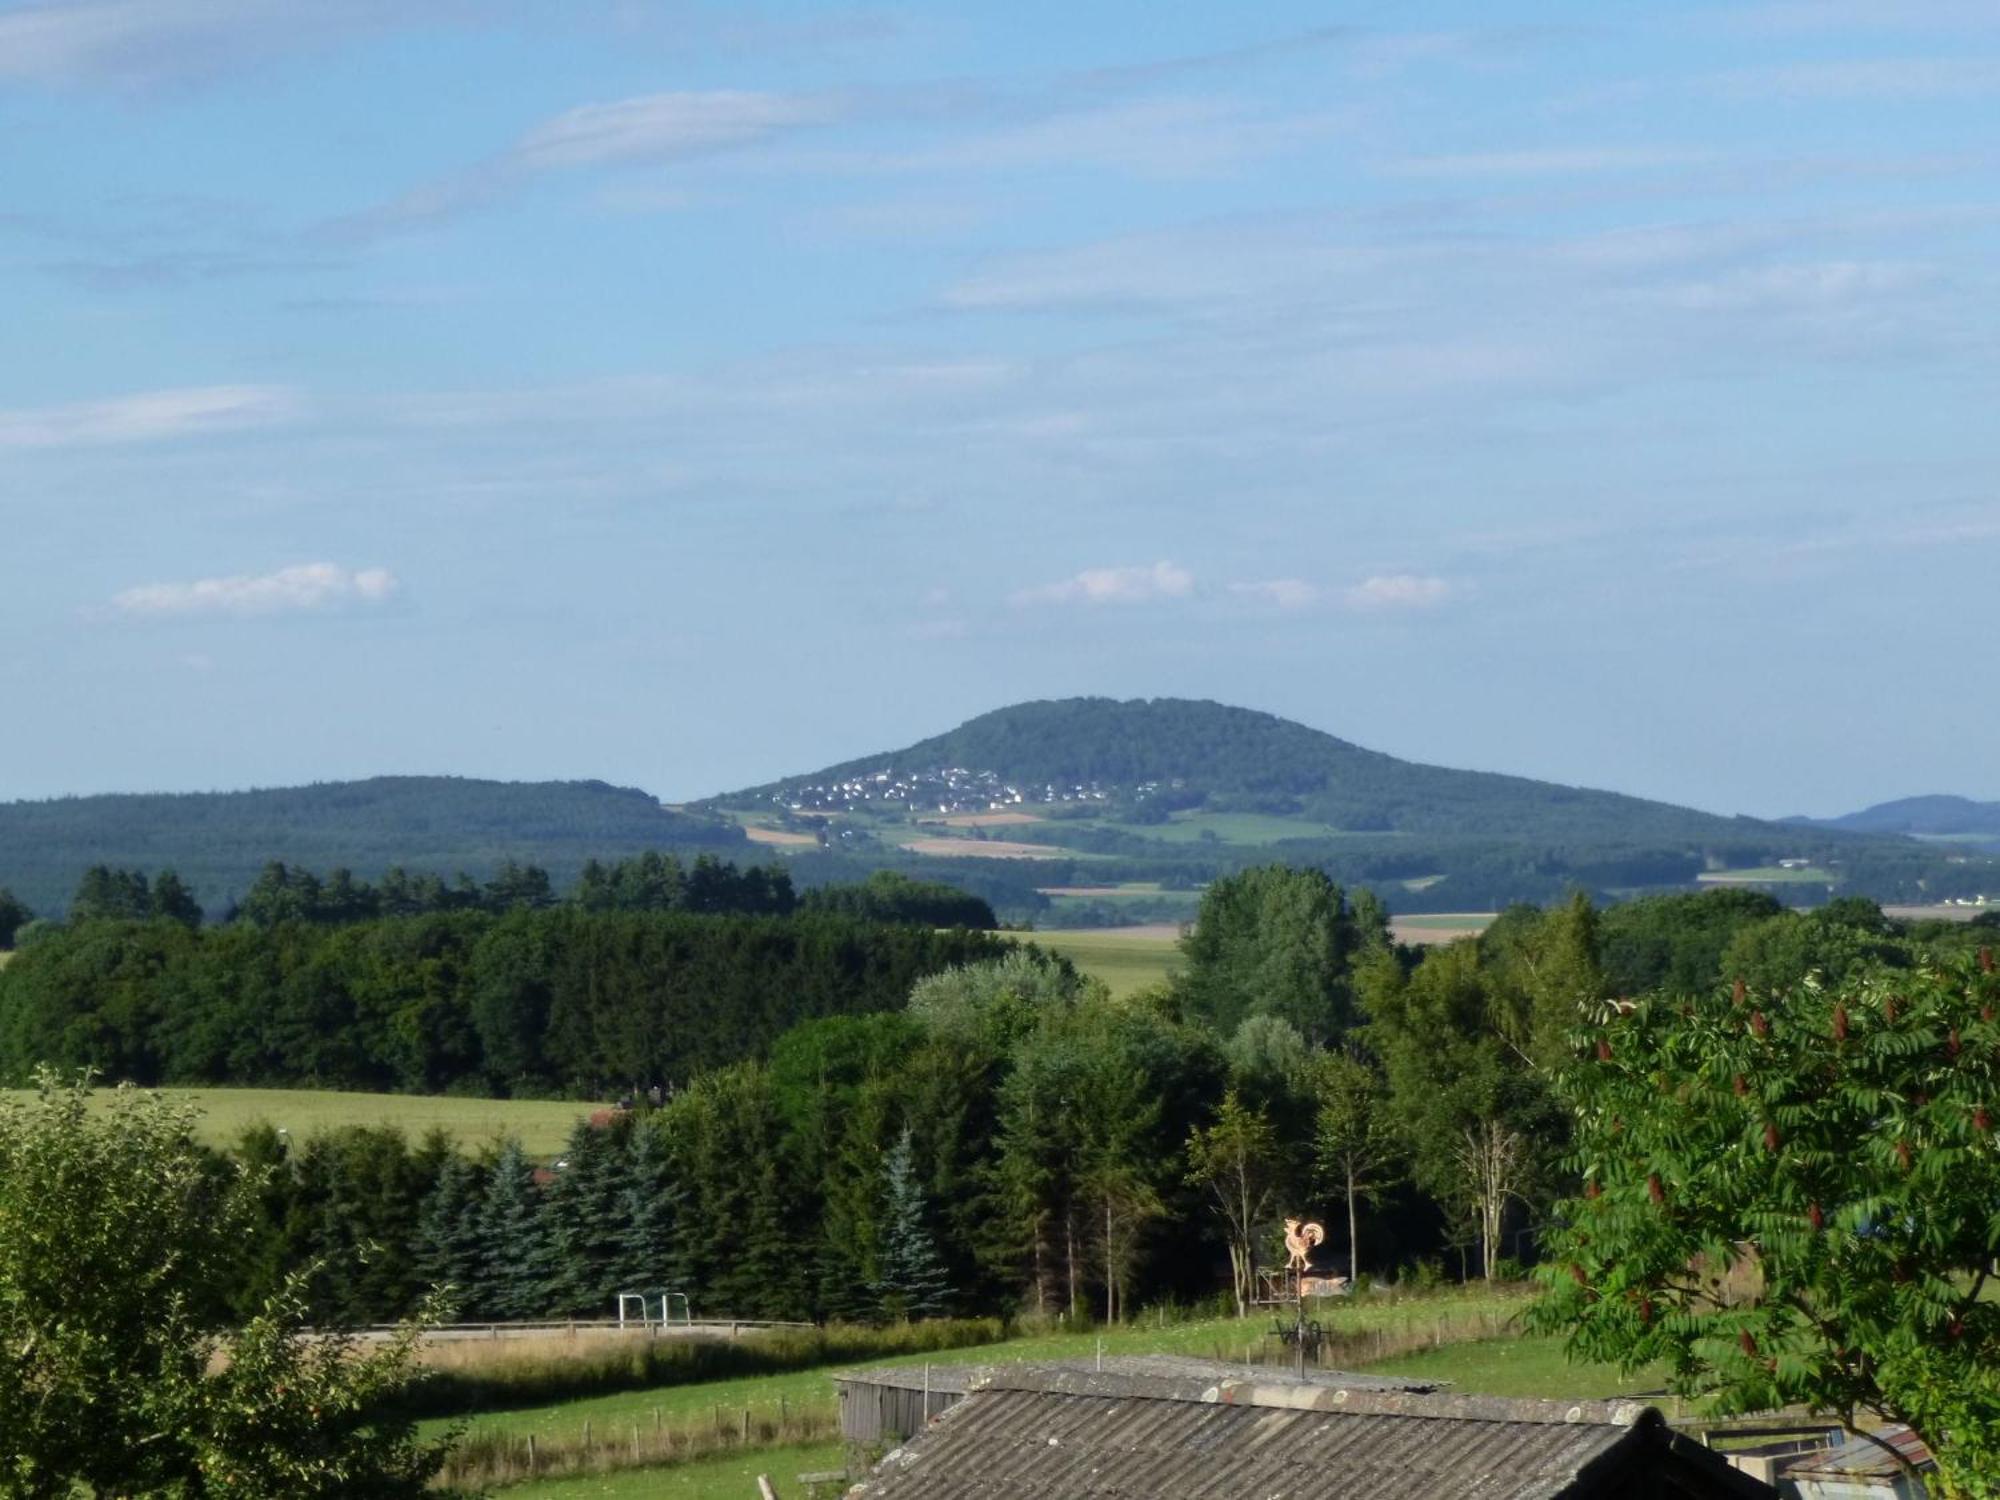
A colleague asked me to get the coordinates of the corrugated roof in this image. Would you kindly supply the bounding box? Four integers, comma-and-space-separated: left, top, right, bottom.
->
1784, 1425, 1934, 1479
834, 1356, 1443, 1398
851, 1368, 1774, 1500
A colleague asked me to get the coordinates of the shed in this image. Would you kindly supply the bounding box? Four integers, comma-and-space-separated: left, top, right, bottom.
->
849, 1365, 1778, 1500
834, 1356, 1441, 1446
1784, 1426, 1934, 1500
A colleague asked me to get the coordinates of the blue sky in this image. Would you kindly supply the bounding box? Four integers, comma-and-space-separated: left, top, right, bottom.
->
3, 1, 1997, 815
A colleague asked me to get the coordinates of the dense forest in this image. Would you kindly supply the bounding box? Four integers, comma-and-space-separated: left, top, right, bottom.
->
41, 872, 1992, 1334
0, 856, 1002, 1095
0, 776, 743, 917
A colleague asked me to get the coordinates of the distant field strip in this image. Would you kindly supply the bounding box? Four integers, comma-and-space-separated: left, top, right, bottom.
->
1696, 866, 1835, 884
901, 836, 1076, 860
1031, 926, 1180, 997
0, 1087, 605, 1155
926, 811, 1045, 828
1390, 913, 1497, 945
743, 826, 819, 847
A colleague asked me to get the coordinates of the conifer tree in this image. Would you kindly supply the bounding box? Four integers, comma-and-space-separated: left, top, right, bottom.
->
479, 1140, 556, 1320
614, 1118, 687, 1301
875, 1128, 952, 1320
416, 1153, 490, 1318
543, 1118, 630, 1316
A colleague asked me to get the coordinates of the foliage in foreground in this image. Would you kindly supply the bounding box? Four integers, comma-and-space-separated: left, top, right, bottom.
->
0, 1072, 453, 1499
1532, 951, 2000, 1498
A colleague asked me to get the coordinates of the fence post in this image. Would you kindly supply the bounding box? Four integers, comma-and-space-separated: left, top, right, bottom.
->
741, 1407, 751, 1442
526, 1434, 536, 1475
583, 1419, 592, 1448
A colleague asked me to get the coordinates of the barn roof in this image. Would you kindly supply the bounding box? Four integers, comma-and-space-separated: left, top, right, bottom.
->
1783, 1425, 1934, 1479
833, 1356, 1443, 1399
849, 1366, 1776, 1500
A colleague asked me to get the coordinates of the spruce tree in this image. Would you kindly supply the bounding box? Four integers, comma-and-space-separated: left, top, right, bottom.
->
874, 1128, 952, 1321
614, 1119, 687, 1304
543, 1119, 630, 1317
478, 1140, 556, 1321
415, 1154, 489, 1318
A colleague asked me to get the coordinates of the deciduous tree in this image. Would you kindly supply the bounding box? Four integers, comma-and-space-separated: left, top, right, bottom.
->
1531, 952, 2000, 1497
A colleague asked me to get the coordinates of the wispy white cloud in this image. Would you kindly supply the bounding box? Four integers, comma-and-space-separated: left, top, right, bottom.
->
1012, 560, 1195, 607
332, 88, 839, 238
1717, 57, 2000, 99
886, 96, 1343, 180
514, 90, 839, 171
1230, 578, 1320, 610
0, 384, 296, 450
1385, 147, 1708, 177
111, 562, 399, 618
0, 0, 403, 87
1343, 574, 1453, 611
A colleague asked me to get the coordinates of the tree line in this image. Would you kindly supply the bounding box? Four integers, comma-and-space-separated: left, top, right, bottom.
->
154, 876, 1991, 1336
0, 905, 1003, 1096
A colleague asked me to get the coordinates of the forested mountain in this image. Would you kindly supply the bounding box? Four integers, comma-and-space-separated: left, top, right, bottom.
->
721, 696, 1795, 842
1796, 794, 2000, 837
709, 697, 1996, 912
0, 777, 740, 917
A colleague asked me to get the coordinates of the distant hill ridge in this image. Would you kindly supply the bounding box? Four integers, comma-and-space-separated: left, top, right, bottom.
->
715, 696, 1798, 844
0, 775, 740, 917
1793, 794, 2000, 837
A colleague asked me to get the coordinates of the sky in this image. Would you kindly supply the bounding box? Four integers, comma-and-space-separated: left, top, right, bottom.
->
2, 0, 1997, 817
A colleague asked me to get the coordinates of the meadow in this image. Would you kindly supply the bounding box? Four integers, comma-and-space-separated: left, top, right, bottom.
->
0, 1085, 603, 1155
1696, 866, 1835, 884
447, 1286, 1663, 1497
1028, 925, 1181, 996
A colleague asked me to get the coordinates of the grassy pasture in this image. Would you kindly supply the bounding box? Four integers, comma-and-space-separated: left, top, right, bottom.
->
463, 1290, 1662, 1498
0, 1086, 605, 1156
1696, 866, 1836, 885
433, 1291, 1534, 1448
1144, 810, 1341, 844
1028, 925, 1181, 997
506, 1442, 844, 1498
1367, 1333, 1670, 1403
1389, 912, 1498, 946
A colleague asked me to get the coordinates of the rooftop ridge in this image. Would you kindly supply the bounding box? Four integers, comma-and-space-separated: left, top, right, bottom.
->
971, 1365, 1657, 1428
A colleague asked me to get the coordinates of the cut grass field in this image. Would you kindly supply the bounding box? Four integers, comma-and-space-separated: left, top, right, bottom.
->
431, 1290, 1537, 1448
1368, 1333, 1671, 1404
0, 1086, 605, 1156
1028, 925, 1180, 997
1697, 866, 1835, 884
1389, 912, 1498, 945
467, 1291, 1664, 1498
505, 1441, 843, 1499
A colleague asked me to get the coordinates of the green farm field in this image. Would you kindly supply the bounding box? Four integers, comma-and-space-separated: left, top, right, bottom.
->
1028, 925, 1180, 997
432, 1290, 1536, 1449
507, 1442, 843, 1499
0, 1086, 604, 1156
1696, 866, 1835, 885
468, 1291, 1662, 1499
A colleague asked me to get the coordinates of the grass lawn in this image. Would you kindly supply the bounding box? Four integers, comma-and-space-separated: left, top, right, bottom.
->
431, 1291, 1535, 1448
0, 1086, 606, 1156
1026, 926, 1180, 997
502, 1441, 843, 1499
1366, 1334, 1673, 1405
